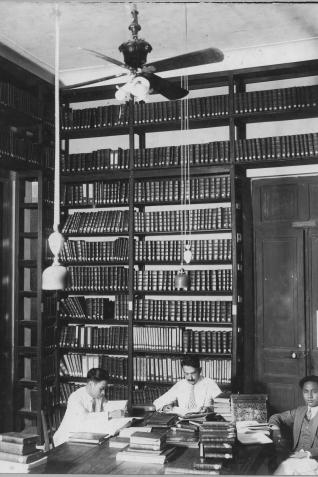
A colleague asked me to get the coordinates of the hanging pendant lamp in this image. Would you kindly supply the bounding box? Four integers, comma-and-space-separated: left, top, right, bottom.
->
42, 6, 67, 290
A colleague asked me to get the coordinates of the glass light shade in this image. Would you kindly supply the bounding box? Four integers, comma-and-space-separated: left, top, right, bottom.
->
184, 246, 192, 264
48, 231, 65, 256
174, 268, 189, 291
115, 84, 131, 102
130, 76, 150, 101
42, 261, 67, 290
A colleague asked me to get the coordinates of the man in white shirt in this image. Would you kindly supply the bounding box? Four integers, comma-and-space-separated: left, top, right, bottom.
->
153, 355, 221, 415
53, 368, 109, 447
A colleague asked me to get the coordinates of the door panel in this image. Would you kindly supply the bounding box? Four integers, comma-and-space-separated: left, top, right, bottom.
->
255, 229, 306, 412
253, 177, 307, 413
308, 229, 318, 374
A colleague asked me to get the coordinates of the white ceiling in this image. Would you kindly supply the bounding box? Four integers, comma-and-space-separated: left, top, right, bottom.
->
1, 1, 318, 86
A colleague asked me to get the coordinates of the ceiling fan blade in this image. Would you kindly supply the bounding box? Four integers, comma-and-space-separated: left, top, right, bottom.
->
62, 72, 128, 90
146, 47, 224, 73
142, 73, 188, 100
79, 47, 128, 69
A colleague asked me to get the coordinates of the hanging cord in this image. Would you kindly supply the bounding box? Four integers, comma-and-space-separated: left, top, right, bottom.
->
53, 3, 60, 232
182, 4, 192, 262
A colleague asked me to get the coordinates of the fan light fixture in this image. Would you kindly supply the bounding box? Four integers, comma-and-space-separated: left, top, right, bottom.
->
42, 5, 67, 291
115, 76, 150, 102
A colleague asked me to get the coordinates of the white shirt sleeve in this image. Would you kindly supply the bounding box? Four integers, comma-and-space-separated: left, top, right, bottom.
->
153, 382, 180, 410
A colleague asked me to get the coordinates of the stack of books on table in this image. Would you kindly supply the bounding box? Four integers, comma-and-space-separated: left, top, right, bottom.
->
196, 421, 236, 473
116, 429, 176, 464
213, 395, 232, 421
166, 421, 199, 448
0, 432, 47, 473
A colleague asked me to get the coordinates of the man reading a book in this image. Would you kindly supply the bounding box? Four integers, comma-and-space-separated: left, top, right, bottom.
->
54, 368, 110, 446
153, 355, 221, 416
269, 375, 318, 475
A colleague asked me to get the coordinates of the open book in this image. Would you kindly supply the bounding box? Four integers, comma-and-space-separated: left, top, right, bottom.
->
77, 414, 133, 437
236, 421, 272, 444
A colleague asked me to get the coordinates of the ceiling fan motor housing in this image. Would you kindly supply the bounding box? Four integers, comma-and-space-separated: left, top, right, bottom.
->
119, 39, 152, 70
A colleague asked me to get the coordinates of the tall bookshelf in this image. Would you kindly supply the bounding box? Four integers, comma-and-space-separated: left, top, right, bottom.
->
57, 59, 318, 411
0, 52, 54, 435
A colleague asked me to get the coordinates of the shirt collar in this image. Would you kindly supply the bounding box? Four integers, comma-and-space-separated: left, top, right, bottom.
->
308, 406, 318, 418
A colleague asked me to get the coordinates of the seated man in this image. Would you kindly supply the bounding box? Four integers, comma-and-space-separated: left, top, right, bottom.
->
53, 367, 109, 446
153, 355, 221, 415
269, 375, 318, 475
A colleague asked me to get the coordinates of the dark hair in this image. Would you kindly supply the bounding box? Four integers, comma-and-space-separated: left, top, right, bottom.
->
87, 368, 109, 382
299, 375, 318, 388
181, 355, 201, 370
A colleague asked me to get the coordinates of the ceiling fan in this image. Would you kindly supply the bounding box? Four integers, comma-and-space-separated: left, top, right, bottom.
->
63, 5, 224, 101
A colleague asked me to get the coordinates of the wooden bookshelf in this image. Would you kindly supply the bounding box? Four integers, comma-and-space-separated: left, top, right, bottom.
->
57, 59, 318, 410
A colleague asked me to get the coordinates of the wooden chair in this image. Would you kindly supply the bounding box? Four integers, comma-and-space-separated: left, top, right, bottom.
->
41, 406, 66, 451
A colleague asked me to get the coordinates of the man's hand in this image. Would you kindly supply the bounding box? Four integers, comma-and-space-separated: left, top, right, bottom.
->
162, 404, 174, 413
290, 450, 311, 459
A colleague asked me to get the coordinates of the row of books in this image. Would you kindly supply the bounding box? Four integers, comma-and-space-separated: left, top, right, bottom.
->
134, 239, 232, 263
59, 296, 231, 324
59, 381, 168, 405
61, 238, 232, 264
61, 207, 232, 235
62, 142, 230, 172
133, 326, 232, 353
62, 210, 129, 234
134, 299, 232, 323
133, 356, 231, 383
60, 353, 128, 380
183, 329, 232, 354
0, 130, 43, 166
61, 176, 231, 207
59, 295, 128, 321
61, 181, 128, 207
61, 84, 318, 131
234, 84, 318, 114
134, 176, 230, 203
59, 324, 128, 350
134, 269, 232, 292
61, 132, 318, 173
134, 207, 232, 233
61, 238, 128, 263
66, 266, 128, 292
65, 267, 233, 293
0, 81, 42, 119
59, 353, 231, 384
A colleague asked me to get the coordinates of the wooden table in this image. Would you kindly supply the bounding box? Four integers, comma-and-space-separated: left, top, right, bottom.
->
33, 439, 277, 475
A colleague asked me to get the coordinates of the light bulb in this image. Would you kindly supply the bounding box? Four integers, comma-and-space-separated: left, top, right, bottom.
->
115, 86, 130, 102
130, 76, 150, 101
48, 231, 65, 256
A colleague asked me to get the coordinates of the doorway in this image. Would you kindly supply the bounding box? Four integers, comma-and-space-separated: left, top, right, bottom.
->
252, 175, 318, 412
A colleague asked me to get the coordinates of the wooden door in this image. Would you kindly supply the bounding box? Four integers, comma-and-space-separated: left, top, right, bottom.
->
253, 178, 308, 412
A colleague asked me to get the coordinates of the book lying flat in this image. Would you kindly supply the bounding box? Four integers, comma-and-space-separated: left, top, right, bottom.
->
108, 437, 130, 449
0, 433, 39, 445
116, 446, 176, 464
0, 441, 37, 455
119, 427, 152, 438
0, 455, 47, 473
0, 450, 45, 464
68, 432, 110, 444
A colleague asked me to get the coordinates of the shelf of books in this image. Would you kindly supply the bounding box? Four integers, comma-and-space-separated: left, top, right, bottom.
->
58, 59, 318, 411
